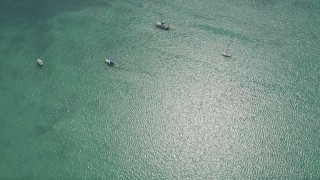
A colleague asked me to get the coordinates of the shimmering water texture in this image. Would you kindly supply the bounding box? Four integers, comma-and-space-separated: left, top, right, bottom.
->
0, 0, 320, 179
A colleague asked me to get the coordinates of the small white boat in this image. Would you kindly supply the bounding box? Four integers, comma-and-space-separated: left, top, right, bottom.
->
156, 22, 169, 30
222, 42, 232, 57
106, 59, 114, 66
37, 59, 43, 66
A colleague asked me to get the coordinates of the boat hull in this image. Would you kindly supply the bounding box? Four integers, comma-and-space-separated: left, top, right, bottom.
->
222, 53, 232, 57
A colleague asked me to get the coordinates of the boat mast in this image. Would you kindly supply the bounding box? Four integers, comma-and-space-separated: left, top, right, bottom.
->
225, 42, 230, 55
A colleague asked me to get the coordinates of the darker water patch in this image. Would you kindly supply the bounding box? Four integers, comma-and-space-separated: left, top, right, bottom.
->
0, 0, 112, 25
254, 0, 276, 6
34, 25, 54, 56
57, 148, 68, 160
33, 91, 80, 137
33, 123, 73, 161
0, 117, 7, 130
188, 12, 218, 22
196, 24, 259, 44
0, 0, 113, 56
293, 0, 314, 9
125, 1, 143, 8
34, 123, 55, 135
1, 35, 29, 56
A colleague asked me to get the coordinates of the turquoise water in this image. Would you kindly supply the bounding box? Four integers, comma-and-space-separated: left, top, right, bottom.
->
1, 0, 320, 179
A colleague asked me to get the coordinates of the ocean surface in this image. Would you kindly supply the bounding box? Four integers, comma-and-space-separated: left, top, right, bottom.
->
1, 0, 320, 179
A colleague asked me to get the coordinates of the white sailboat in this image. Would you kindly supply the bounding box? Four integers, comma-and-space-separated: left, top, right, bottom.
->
222, 42, 232, 57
